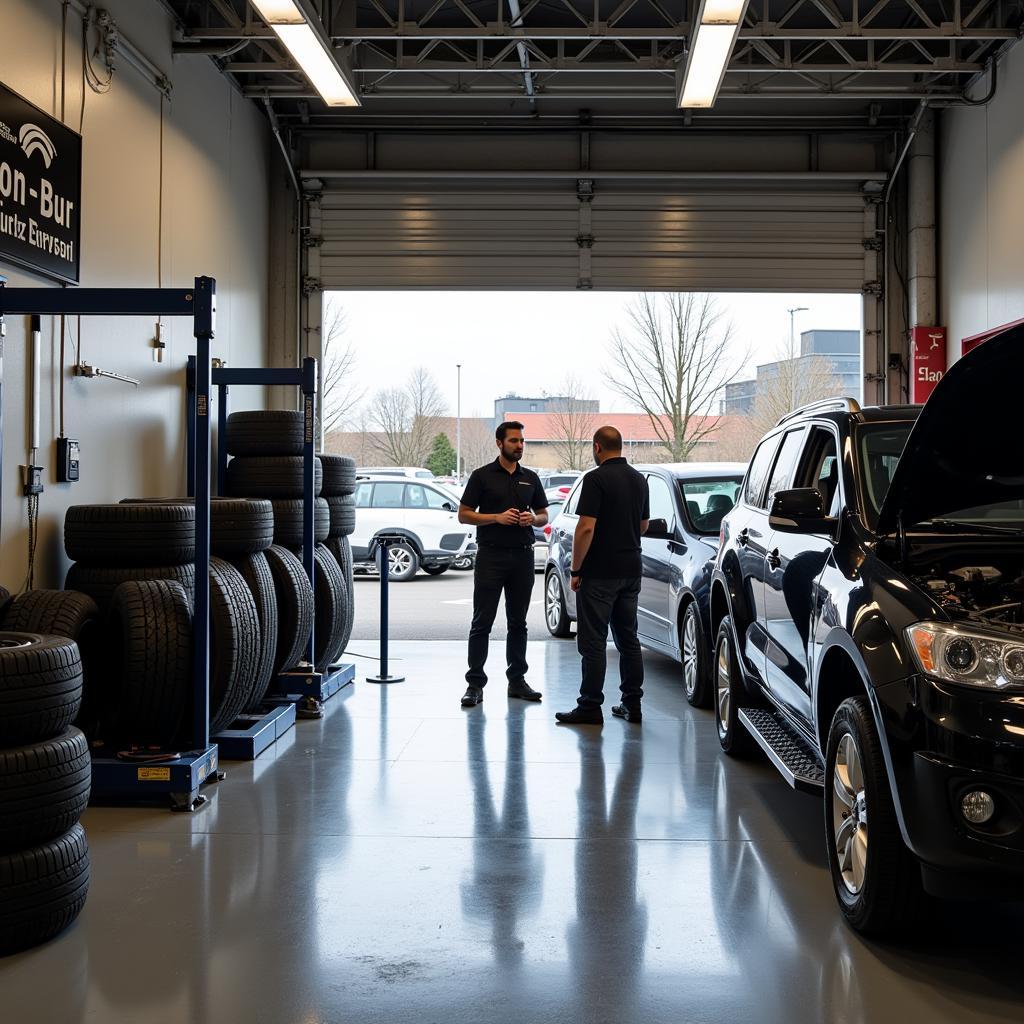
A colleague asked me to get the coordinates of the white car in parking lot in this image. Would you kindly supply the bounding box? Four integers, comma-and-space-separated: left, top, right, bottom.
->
351, 476, 473, 581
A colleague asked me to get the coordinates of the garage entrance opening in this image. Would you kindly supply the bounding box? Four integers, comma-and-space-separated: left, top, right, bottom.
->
320, 288, 862, 638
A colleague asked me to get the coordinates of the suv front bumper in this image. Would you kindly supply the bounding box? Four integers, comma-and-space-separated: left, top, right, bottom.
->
877, 674, 1024, 895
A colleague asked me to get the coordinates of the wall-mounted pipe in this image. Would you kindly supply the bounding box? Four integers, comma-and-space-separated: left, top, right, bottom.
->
30, 315, 41, 453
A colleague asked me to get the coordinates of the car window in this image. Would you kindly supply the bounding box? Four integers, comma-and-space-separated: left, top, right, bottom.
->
415, 471, 433, 479
856, 422, 914, 526
372, 482, 405, 509
354, 482, 373, 508
565, 479, 584, 515
647, 475, 676, 530
796, 426, 842, 517
405, 484, 427, 509
764, 428, 807, 509
679, 476, 744, 535
745, 437, 780, 507
423, 487, 451, 510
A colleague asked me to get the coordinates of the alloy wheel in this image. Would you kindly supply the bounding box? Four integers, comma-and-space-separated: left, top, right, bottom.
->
389, 547, 412, 578
546, 575, 563, 631
832, 733, 868, 895
716, 639, 731, 736
683, 611, 698, 697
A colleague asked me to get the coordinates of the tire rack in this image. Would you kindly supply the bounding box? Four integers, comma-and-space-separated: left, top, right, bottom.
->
185, 356, 355, 760
0, 278, 222, 812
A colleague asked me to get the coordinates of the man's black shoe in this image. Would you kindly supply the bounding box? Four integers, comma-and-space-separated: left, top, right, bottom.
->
555, 706, 603, 725
508, 678, 542, 701
611, 704, 642, 723
461, 686, 484, 708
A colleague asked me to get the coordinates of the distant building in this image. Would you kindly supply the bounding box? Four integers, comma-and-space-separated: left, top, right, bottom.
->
494, 394, 600, 426
720, 328, 861, 413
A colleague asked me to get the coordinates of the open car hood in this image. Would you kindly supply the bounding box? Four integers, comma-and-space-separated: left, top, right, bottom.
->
875, 322, 1024, 535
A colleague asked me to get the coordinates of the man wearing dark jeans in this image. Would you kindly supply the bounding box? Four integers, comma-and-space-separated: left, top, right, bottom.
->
556, 426, 650, 726
458, 421, 549, 708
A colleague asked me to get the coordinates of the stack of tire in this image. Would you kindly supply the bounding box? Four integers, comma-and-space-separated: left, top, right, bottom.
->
321, 455, 357, 661
0, 599, 91, 955
221, 410, 355, 672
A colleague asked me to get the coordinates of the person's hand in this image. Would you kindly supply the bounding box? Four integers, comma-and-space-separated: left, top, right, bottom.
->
518, 510, 536, 527
570, 575, 581, 592
495, 508, 520, 526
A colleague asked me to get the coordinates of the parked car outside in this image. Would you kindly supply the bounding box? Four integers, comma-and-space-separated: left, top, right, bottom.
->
533, 500, 563, 569
544, 463, 746, 692
351, 476, 472, 581
436, 482, 477, 570
709, 326, 1024, 935
357, 466, 435, 480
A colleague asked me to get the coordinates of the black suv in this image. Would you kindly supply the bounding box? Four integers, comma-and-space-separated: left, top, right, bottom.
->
710, 326, 1024, 935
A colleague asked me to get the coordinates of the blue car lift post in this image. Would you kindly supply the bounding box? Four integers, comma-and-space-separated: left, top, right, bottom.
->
0, 278, 222, 812
185, 356, 354, 759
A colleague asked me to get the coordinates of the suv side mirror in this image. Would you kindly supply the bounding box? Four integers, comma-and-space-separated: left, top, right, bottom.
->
645, 518, 670, 540
769, 489, 836, 535
442, 501, 457, 513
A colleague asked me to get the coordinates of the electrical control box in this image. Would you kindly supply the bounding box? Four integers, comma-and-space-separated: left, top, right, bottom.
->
57, 437, 80, 483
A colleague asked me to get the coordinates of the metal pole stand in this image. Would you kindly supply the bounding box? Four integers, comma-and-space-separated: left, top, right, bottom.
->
367, 536, 405, 683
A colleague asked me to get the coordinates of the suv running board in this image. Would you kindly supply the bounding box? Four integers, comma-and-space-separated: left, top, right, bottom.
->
739, 709, 825, 794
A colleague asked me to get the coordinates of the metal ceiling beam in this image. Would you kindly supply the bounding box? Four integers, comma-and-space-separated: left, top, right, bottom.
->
297, 168, 887, 180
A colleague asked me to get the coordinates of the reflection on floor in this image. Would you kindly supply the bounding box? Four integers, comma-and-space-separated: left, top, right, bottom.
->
2, 640, 1022, 1023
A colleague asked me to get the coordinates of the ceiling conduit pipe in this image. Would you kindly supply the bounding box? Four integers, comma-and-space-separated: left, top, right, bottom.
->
507, 0, 537, 111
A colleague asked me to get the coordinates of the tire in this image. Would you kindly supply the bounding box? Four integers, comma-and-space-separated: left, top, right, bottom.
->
681, 601, 712, 709
107, 581, 192, 747
307, 544, 348, 670
2, 589, 102, 737
64, 563, 195, 617
320, 455, 357, 497
453, 553, 474, 571
0, 728, 90, 852
0, 633, 82, 747
0, 586, 11, 619
544, 570, 572, 638
64, 504, 194, 567
422, 565, 449, 576
377, 540, 419, 582
325, 537, 354, 655
225, 455, 323, 499
270, 497, 330, 548
825, 696, 922, 935
0, 824, 89, 956
120, 498, 274, 557
714, 616, 755, 757
231, 552, 279, 708
264, 545, 313, 675
225, 410, 305, 457
326, 495, 356, 538
208, 557, 262, 734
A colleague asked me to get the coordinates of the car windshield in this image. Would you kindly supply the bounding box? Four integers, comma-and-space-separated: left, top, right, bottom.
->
678, 477, 744, 535
857, 422, 914, 526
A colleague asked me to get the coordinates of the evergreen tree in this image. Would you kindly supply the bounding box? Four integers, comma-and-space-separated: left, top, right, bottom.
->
425, 432, 457, 476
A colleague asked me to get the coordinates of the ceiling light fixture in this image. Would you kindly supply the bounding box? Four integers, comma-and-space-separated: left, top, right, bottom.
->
677, 0, 750, 109
250, 0, 360, 107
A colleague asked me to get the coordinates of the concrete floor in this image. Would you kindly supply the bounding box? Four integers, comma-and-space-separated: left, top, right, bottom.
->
2, 640, 1023, 1024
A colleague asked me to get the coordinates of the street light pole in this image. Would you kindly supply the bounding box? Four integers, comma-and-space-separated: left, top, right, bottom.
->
786, 306, 809, 411
456, 363, 462, 481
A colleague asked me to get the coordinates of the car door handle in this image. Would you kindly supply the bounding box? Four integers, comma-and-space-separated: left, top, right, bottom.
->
738, 529, 749, 547
767, 548, 781, 570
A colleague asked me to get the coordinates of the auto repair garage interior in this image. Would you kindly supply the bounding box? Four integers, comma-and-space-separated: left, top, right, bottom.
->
0, 0, 1023, 1020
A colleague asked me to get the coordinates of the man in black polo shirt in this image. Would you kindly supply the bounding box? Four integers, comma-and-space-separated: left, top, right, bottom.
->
458, 421, 549, 707
556, 426, 650, 726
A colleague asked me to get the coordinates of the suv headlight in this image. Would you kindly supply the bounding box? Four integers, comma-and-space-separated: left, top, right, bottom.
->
906, 622, 1024, 690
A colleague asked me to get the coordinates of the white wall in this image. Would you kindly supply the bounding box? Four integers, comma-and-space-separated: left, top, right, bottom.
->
939, 42, 1024, 362
0, 0, 271, 589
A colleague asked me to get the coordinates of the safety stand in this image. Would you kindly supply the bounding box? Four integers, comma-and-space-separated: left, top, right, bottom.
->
0, 279, 223, 812
186, 357, 354, 744
211, 701, 297, 761
367, 535, 405, 683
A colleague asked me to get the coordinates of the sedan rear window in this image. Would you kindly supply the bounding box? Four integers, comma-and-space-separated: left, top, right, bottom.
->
679, 477, 744, 534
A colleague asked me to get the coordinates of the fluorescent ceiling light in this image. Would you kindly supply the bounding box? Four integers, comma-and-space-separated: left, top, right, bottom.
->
249, 0, 305, 24
701, 0, 746, 21
250, 0, 361, 107
680, 24, 738, 107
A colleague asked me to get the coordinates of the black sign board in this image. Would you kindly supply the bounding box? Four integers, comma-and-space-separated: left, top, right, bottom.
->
0, 82, 82, 284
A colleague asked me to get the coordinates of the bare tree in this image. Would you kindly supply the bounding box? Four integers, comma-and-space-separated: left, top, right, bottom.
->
366, 367, 448, 466
460, 416, 498, 474
321, 302, 365, 435
608, 293, 745, 461
546, 374, 595, 471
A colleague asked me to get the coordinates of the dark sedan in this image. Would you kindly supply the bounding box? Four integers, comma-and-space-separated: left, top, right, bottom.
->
544, 462, 746, 704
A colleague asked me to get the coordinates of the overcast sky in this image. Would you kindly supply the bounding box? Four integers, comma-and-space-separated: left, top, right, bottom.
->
328, 291, 863, 419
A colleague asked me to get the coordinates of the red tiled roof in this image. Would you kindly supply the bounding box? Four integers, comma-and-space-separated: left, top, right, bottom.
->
513, 412, 723, 443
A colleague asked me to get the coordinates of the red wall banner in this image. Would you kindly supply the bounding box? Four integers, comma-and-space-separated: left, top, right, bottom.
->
910, 326, 947, 403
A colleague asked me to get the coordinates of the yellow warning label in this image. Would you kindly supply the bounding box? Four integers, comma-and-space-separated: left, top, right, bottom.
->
138, 767, 171, 782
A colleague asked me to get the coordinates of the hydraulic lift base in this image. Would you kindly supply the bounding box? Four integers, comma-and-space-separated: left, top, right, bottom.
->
212, 702, 297, 761
90, 745, 222, 812
272, 662, 355, 703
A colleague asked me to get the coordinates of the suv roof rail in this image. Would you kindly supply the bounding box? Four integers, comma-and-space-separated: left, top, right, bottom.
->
775, 396, 862, 426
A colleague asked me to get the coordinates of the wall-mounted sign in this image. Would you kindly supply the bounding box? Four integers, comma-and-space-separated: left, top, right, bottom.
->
910, 325, 946, 403
0, 82, 81, 284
